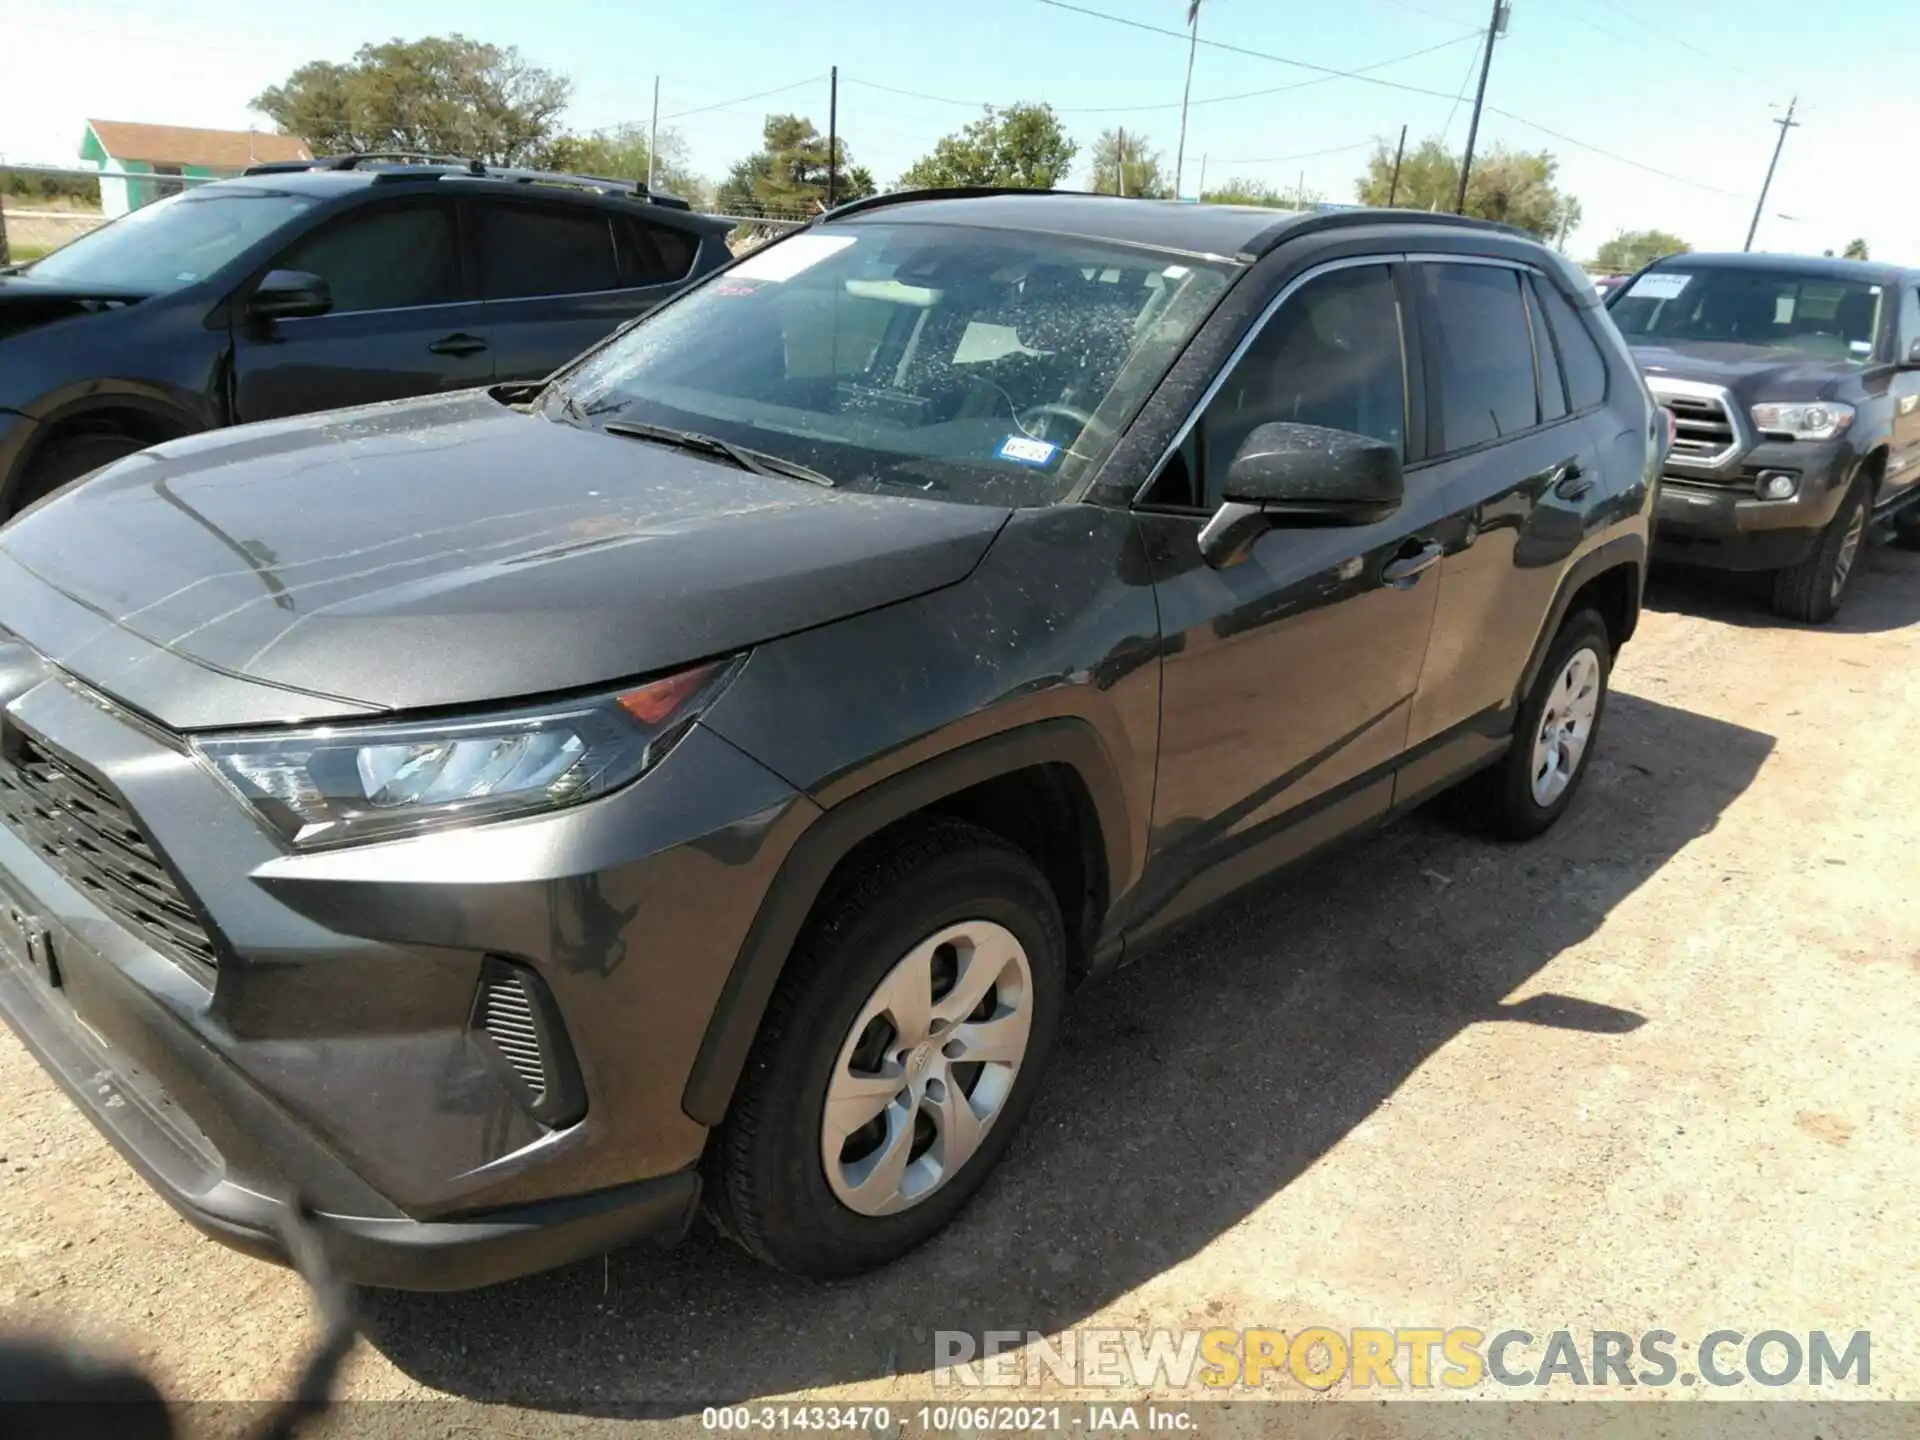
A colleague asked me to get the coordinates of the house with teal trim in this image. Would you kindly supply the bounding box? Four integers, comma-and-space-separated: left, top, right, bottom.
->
80, 120, 312, 218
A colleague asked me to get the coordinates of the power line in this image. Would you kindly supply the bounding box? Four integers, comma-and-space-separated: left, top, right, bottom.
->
1208, 139, 1377, 167
658, 75, 827, 123
843, 34, 1477, 118
1033, 0, 1759, 205
1437, 30, 1485, 144
1590, 0, 1772, 84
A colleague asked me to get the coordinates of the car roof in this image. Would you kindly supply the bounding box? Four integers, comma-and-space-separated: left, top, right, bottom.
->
190, 166, 732, 232
818, 189, 1534, 264
1648, 250, 1917, 286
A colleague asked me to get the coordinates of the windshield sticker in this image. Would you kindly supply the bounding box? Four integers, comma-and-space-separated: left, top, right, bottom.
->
1851, 340, 1874, 354
998, 435, 1061, 468
1774, 295, 1796, 324
713, 279, 762, 297
1627, 273, 1691, 301
728, 235, 858, 283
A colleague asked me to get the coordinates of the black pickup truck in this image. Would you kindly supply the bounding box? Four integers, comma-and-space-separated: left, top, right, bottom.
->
1607, 252, 1920, 622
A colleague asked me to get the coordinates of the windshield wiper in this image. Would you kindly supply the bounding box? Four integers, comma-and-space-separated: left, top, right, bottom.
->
602, 420, 836, 488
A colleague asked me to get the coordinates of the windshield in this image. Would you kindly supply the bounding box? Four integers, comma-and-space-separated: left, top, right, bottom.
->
26, 189, 318, 294
1608, 267, 1886, 363
540, 221, 1237, 505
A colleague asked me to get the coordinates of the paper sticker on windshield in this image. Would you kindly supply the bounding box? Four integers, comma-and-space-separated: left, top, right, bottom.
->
1627, 273, 1691, 301
997, 435, 1060, 468
728, 235, 857, 283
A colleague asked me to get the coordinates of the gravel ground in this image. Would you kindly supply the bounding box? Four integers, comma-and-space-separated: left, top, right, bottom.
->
3, 542, 1918, 1435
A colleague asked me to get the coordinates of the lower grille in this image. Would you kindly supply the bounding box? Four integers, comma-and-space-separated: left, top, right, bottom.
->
0, 735, 218, 975
478, 964, 549, 1103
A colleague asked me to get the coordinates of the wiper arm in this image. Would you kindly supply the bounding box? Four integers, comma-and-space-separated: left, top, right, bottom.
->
602, 420, 835, 488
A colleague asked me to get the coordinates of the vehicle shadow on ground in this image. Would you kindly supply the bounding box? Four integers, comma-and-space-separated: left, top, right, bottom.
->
360, 690, 1773, 1417
1645, 539, 1920, 634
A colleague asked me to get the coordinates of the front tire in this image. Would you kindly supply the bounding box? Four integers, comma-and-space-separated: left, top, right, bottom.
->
1446, 609, 1612, 842
707, 820, 1066, 1279
1771, 477, 1869, 623
10, 429, 148, 517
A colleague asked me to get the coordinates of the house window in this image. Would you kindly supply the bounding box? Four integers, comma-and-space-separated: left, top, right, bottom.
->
152, 165, 185, 200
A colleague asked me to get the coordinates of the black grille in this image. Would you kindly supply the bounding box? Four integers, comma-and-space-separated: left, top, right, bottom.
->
0, 736, 218, 975
478, 965, 548, 1103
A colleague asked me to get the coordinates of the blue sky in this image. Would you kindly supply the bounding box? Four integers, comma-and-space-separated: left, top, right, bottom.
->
6, 0, 1915, 262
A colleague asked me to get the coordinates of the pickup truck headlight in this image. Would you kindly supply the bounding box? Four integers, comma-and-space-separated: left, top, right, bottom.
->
194, 658, 741, 848
1750, 401, 1854, 441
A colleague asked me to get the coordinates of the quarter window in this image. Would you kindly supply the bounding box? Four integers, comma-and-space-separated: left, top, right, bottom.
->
478, 205, 621, 300
1533, 276, 1610, 411
1900, 286, 1920, 354
1526, 280, 1569, 422
1194, 263, 1407, 508
1420, 264, 1538, 452
277, 203, 459, 313
619, 217, 697, 286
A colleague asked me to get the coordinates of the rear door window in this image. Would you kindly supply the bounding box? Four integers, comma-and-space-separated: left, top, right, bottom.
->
477, 204, 621, 300
1420, 263, 1539, 452
1525, 279, 1569, 422
619, 217, 697, 286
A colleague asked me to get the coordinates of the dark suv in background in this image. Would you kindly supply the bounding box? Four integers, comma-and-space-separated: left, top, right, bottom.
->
0, 154, 733, 514
1608, 252, 1920, 622
0, 193, 1655, 1289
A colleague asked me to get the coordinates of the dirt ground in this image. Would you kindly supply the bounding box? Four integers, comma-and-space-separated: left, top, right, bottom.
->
3, 542, 1918, 1435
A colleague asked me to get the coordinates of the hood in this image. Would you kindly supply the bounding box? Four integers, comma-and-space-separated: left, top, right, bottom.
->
0, 391, 1010, 728
1627, 340, 1856, 404
0, 272, 149, 342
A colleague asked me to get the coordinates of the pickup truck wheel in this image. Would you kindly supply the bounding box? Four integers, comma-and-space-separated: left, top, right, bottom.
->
1444, 609, 1612, 842
706, 819, 1065, 1278
1771, 477, 1870, 623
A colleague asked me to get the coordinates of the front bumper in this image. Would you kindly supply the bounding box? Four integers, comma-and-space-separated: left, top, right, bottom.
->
0, 650, 816, 1289
1653, 438, 1851, 572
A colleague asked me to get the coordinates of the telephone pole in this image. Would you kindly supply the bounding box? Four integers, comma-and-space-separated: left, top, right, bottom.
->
646, 76, 660, 193
1386, 123, 1407, 206
826, 66, 840, 210
1116, 127, 1127, 197
1454, 0, 1510, 214
1744, 96, 1798, 253
1174, 0, 1201, 198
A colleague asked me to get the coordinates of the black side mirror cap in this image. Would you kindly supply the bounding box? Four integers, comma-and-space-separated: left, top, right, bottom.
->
248, 269, 333, 321
1198, 422, 1405, 568
1903, 337, 1920, 370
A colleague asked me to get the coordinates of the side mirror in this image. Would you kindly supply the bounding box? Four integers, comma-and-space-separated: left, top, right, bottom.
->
1198, 422, 1404, 568
247, 269, 332, 321
1902, 337, 1920, 370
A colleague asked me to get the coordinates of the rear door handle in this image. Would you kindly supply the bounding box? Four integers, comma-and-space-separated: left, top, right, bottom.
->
1382, 539, 1444, 587
1549, 460, 1593, 500
428, 333, 488, 357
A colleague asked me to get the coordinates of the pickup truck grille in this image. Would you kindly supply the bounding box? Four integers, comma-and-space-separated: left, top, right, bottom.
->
0, 736, 218, 976
1663, 394, 1738, 465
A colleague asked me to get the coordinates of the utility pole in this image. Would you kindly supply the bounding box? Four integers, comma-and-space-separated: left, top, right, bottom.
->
1744, 96, 1798, 252
1386, 123, 1407, 206
826, 66, 839, 210
1455, 0, 1510, 214
1174, 0, 1201, 198
646, 76, 660, 192
1297, 170, 1306, 211
1198, 153, 1208, 197
1116, 127, 1127, 197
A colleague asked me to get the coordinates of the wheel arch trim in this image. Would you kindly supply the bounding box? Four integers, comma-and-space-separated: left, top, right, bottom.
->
680, 717, 1131, 1127
1514, 533, 1646, 706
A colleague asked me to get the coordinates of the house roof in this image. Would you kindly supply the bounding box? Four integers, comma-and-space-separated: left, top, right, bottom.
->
84, 119, 311, 170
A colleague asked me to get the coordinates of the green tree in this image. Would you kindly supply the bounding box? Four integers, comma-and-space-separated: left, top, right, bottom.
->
538, 123, 702, 203
251, 35, 571, 166
713, 114, 874, 217
1090, 129, 1173, 198
897, 103, 1077, 190
1843, 237, 1870, 260
1594, 229, 1691, 274
1355, 137, 1580, 243
1201, 176, 1323, 208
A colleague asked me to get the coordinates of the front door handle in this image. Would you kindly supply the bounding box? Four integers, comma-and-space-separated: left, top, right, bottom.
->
1382, 539, 1444, 587
428, 333, 489, 357
1549, 460, 1593, 500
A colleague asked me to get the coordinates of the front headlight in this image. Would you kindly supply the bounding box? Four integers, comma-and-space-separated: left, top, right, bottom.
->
1750, 401, 1854, 441
194, 657, 741, 848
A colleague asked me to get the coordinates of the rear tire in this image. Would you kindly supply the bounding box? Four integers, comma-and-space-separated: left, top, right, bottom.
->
11, 430, 148, 516
1444, 609, 1612, 842
1771, 477, 1870, 623
706, 819, 1066, 1279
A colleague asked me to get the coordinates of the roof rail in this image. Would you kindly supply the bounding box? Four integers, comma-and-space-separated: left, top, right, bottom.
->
241, 151, 692, 209
820, 185, 1118, 223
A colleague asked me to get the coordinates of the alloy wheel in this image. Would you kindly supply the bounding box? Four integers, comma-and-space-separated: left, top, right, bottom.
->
1530, 646, 1603, 807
